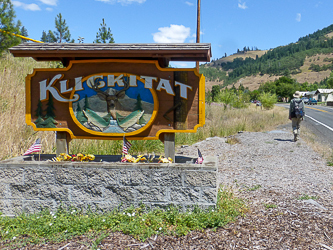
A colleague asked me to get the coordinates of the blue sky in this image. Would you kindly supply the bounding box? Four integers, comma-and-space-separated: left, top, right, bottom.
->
11, 0, 333, 68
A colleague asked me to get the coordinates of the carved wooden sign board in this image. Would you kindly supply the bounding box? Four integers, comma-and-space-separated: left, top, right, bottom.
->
26, 59, 205, 140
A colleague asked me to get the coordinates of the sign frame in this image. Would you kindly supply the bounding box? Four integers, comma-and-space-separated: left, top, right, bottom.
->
25, 59, 206, 141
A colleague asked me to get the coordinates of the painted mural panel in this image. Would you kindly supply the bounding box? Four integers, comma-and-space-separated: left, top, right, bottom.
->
70, 74, 156, 135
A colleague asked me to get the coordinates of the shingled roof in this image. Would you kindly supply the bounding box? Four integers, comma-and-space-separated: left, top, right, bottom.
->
9, 43, 211, 67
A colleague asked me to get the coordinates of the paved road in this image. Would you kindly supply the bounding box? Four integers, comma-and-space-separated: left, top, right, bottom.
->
277, 103, 333, 147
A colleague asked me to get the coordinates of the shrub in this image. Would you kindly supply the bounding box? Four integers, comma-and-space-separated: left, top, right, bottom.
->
258, 92, 277, 109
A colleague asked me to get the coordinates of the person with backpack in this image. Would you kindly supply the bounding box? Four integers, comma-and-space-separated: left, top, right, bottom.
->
289, 91, 305, 142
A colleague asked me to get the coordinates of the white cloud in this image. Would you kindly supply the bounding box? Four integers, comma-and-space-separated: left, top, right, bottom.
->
12, 1, 41, 11
296, 13, 301, 22
95, 0, 146, 4
46, 7, 53, 11
172, 62, 191, 68
185, 1, 194, 6
38, 0, 58, 6
153, 24, 191, 43
238, 0, 247, 9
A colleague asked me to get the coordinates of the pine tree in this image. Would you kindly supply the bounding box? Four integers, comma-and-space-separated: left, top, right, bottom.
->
211, 85, 220, 102
75, 102, 88, 124
20, 26, 28, 43
0, 0, 21, 54
53, 13, 74, 43
34, 116, 45, 128
94, 18, 115, 43
41, 116, 57, 128
45, 95, 56, 118
41, 30, 56, 43
35, 100, 44, 117
134, 94, 143, 111
84, 95, 90, 110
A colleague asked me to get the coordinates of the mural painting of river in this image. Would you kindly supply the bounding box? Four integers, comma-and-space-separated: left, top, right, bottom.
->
70, 73, 157, 135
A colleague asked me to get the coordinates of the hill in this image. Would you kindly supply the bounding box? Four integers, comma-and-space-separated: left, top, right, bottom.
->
201, 26, 333, 92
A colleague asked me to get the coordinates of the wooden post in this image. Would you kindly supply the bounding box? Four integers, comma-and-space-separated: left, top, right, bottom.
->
164, 133, 175, 162
196, 0, 201, 72
174, 72, 188, 130
56, 131, 69, 156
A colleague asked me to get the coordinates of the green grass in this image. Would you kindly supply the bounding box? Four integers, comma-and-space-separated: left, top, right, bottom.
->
263, 203, 277, 209
247, 184, 262, 191
0, 188, 245, 248
298, 194, 318, 200
69, 139, 165, 156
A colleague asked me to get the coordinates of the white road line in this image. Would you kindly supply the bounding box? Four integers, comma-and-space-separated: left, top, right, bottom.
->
305, 114, 333, 132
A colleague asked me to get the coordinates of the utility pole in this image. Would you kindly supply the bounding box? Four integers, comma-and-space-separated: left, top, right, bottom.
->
196, 0, 201, 72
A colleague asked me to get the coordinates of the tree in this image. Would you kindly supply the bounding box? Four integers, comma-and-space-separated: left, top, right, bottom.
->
134, 94, 143, 111
258, 92, 277, 110
211, 85, 220, 102
238, 84, 245, 92
230, 84, 237, 93
54, 13, 74, 43
41, 13, 74, 43
20, 26, 28, 42
35, 100, 44, 117
76, 103, 88, 124
327, 71, 333, 89
45, 95, 56, 118
41, 30, 56, 43
0, 0, 21, 54
218, 89, 236, 110
94, 18, 115, 43
84, 95, 90, 110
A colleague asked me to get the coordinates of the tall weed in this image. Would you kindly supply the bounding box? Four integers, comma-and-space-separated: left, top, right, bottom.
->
176, 104, 289, 145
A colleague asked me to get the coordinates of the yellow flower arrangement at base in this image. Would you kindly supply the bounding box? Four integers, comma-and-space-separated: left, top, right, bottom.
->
158, 156, 173, 163
121, 154, 147, 163
121, 154, 173, 163
52, 153, 95, 162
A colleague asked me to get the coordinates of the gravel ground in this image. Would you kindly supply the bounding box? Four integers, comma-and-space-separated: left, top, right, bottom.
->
3, 127, 333, 249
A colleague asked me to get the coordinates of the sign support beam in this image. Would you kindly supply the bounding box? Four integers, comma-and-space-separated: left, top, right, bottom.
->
56, 132, 70, 156
164, 133, 175, 162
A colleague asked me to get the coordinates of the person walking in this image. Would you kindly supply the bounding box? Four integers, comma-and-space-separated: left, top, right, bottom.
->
289, 91, 305, 142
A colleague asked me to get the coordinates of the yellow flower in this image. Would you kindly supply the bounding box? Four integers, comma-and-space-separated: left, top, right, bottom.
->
64, 154, 72, 160
87, 154, 95, 160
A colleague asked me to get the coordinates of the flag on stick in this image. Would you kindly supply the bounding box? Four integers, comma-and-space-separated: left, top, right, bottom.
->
195, 148, 203, 164
23, 138, 42, 155
122, 136, 132, 155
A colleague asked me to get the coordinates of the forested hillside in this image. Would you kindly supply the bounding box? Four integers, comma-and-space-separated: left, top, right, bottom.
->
200, 24, 333, 90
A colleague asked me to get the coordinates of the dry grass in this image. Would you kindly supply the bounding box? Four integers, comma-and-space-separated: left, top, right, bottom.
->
301, 125, 333, 160
205, 104, 289, 133
176, 104, 290, 145
0, 52, 56, 160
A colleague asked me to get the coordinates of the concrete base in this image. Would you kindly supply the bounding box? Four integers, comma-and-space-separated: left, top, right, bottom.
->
0, 155, 217, 216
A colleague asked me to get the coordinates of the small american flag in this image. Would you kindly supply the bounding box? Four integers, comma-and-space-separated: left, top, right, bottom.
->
122, 136, 132, 155
195, 148, 203, 164
23, 138, 42, 155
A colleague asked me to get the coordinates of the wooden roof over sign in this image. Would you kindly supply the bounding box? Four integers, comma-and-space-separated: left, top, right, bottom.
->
9, 43, 211, 67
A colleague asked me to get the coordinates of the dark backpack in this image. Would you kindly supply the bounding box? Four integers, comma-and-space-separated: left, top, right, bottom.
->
294, 100, 304, 118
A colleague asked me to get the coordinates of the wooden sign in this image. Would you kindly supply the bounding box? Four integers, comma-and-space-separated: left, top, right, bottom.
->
26, 59, 205, 140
